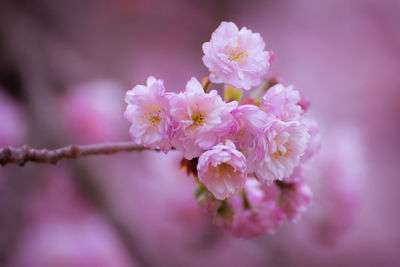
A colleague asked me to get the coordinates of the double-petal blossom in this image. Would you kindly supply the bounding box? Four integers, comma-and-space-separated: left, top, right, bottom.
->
261, 83, 302, 122
248, 120, 310, 184
202, 21, 270, 90
124, 76, 173, 153
170, 77, 237, 159
197, 140, 247, 200
230, 104, 270, 151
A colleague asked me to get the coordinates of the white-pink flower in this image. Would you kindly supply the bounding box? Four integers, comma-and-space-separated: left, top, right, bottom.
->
170, 77, 237, 159
202, 21, 270, 90
261, 84, 302, 121
197, 140, 247, 200
124, 76, 172, 153
278, 181, 312, 221
230, 104, 270, 151
248, 120, 310, 184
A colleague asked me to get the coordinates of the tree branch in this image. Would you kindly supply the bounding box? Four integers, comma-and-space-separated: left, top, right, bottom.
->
0, 142, 155, 166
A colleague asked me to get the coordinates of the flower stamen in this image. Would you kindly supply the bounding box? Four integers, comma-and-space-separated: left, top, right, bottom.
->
141, 103, 162, 131
227, 41, 249, 64
273, 142, 292, 159
191, 112, 206, 127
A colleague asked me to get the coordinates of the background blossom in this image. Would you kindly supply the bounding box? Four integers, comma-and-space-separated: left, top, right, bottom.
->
62, 80, 126, 144
228, 178, 284, 239
0, 90, 26, 147
278, 181, 313, 221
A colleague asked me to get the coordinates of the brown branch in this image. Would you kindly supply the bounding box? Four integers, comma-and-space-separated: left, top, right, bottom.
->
0, 142, 156, 167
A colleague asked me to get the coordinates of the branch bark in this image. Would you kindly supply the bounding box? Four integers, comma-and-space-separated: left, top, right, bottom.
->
0, 142, 155, 166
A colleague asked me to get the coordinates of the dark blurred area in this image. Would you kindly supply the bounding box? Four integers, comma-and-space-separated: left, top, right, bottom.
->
0, 0, 399, 266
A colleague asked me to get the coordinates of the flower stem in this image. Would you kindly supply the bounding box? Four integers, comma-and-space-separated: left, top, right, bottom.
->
203, 79, 211, 92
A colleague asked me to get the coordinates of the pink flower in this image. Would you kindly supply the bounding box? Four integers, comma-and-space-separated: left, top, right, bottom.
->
124, 76, 172, 153
170, 77, 237, 159
248, 120, 310, 184
197, 140, 247, 200
278, 181, 312, 222
212, 178, 285, 238
261, 84, 302, 121
230, 178, 284, 239
231, 203, 283, 239
202, 21, 270, 90
230, 104, 270, 151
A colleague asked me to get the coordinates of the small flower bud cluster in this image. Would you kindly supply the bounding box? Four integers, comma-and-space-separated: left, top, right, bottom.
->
124, 21, 319, 238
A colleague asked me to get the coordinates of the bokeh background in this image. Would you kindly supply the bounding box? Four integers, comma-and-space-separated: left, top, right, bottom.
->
0, 0, 399, 266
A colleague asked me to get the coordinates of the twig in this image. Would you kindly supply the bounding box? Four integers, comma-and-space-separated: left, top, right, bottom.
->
0, 142, 155, 166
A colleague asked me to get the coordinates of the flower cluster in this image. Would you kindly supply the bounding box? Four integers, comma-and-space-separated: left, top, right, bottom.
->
124, 21, 319, 238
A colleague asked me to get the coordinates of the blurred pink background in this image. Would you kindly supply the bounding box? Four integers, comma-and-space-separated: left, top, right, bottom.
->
0, 0, 399, 266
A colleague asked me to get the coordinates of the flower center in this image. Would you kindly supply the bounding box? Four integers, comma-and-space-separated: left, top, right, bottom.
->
212, 163, 234, 178
149, 115, 161, 125
191, 112, 206, 127
227, 41, 248, 64
273, 142, 292, 160
140, 103, 162, 131
237, 122, 247, 137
